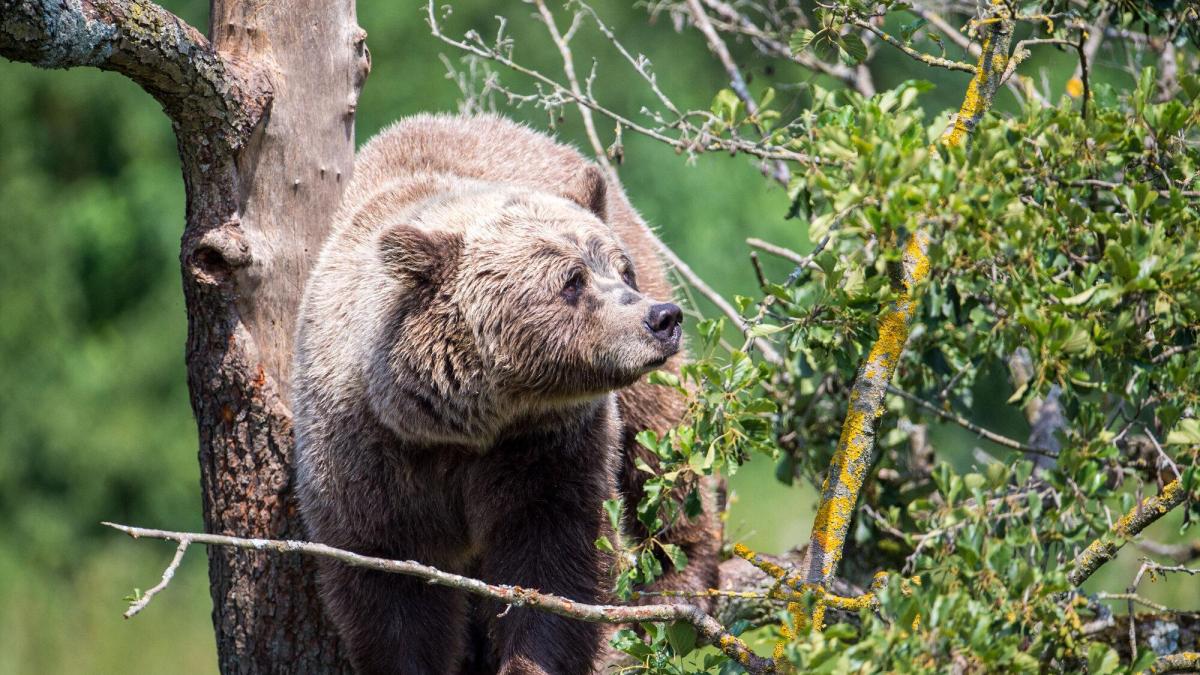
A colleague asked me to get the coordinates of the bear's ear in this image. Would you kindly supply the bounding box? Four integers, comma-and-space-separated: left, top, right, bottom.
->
562, 165, 608, 222
378, 224, 462, 285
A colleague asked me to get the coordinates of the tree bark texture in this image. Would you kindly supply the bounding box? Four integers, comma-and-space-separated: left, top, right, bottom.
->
2, 0, 369, 671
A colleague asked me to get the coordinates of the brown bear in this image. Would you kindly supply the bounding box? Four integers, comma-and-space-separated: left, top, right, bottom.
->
293, 113, 719, 674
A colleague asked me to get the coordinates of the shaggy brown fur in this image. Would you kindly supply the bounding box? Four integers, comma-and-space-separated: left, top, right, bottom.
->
293, 114, 720, 674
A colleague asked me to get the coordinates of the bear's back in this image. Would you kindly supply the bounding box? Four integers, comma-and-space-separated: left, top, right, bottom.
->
347, 114, 592, 212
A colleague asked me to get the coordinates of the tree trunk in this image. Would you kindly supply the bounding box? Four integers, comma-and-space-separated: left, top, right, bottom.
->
1, 0, 368, 670
188, 1, 368, 670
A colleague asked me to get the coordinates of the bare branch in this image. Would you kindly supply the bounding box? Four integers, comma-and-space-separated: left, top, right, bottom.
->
851, 16, 976, 74
105, 522, 777, 673
124, 540, 189, 619
746, 238, 818, 269
683, 0, 789, 185
1137, 539, 1200, 564
532, 0, 613, 175
885, 384, 1052, 457
427, 1, 819, 167
698, 0, 868, 94
0, 0, 270, 151
1001, 38, 1077, 86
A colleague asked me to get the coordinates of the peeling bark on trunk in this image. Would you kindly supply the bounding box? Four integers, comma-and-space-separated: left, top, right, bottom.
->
187, 1, 368, 671
2, 0, 368, 670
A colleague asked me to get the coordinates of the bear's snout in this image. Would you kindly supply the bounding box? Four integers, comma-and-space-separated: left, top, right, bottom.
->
645, 302, 683, 351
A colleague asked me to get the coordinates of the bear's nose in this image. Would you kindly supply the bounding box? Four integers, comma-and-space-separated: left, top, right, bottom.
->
645, 302, 683, 340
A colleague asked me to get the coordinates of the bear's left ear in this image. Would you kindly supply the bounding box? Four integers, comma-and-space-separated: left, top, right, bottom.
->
378, 223, 462, 286
562, 165, 608, 222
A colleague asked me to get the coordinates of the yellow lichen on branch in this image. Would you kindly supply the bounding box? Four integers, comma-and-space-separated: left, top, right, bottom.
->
944, 16, 1013, 147
1068, 479, 1187, 587
800, 230, 931, 586
794, 11, 1015, 631
1145, 652, 1200, 674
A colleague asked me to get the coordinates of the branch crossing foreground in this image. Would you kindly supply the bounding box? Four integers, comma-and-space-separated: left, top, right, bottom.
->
105, 522, 776, 673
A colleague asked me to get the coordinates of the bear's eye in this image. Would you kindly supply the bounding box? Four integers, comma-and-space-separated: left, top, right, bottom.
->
562, 269, 586, 302
620, 265, 637, 291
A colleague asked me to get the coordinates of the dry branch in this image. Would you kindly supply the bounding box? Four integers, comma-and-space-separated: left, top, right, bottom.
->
426, 0, 820, 166
683, 0, 790, 186
886, 384, 1051, 456
105, 522, 777, 673
697, 0, 869, 94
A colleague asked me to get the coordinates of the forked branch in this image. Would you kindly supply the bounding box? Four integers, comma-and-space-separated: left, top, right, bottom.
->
105, 522, 777, 673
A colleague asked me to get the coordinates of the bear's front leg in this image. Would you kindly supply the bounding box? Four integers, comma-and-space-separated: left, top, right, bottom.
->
467, 420, 618, 674
317, 559, 469, 675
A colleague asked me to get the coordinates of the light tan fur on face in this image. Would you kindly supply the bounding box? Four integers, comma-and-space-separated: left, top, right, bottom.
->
298, 168, 674, 449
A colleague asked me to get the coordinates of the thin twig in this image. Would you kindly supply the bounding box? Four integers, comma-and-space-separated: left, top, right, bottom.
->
698, 0, 868, 94
684, 0, 789, 185
426, 1, 820, 166
852, 16, 976, 74
533, 0, 614, 175
1136, 539, 1200, 564
887, 385, 1052, 456
123, 540, 189, 619
746, 238, 820, 269
104, 522, 776, 673
1140, 424, 1182, 482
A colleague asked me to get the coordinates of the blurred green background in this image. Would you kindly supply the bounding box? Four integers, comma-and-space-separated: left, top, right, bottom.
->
0, 2, 1191, 672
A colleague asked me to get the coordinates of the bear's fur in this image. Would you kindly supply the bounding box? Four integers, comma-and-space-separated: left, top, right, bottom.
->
293, 114, 720, 674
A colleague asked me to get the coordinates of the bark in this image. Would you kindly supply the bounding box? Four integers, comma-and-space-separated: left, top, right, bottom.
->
1, 0, 368, 671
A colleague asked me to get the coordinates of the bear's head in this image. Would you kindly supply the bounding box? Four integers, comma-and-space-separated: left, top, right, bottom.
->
372, 167, 680, 433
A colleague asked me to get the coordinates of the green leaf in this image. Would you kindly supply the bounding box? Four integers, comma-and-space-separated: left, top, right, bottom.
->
602, 498, 623, 531
661, 543, 689, 571
1166, 418, 1200, 445
666, 621, 698, 657
1087, 643, 1119, 675
790, 28, 817, 54
1181, 73, 1200, 101
748, 323, 785, 337
839, 34, 868, 64
1060, 285, 1101, 306
710, 89, 742, 126
594, 536, 614, 553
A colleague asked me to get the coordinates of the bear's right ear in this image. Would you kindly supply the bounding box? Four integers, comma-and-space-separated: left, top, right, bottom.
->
378, 224, 462, 285
562, 165, 608, 222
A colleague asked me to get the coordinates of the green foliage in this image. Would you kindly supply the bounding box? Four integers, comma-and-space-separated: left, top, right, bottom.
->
5, 0, 1200, 672
608, 5, 1200, 669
